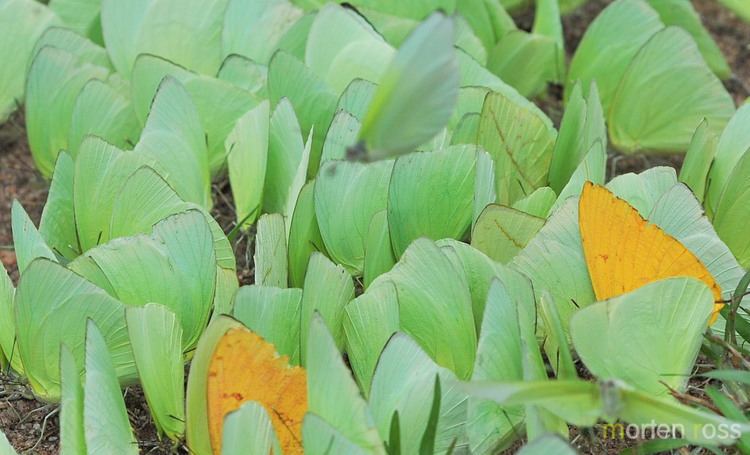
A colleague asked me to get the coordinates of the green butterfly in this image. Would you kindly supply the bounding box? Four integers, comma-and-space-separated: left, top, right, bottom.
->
353, 13, 459, 161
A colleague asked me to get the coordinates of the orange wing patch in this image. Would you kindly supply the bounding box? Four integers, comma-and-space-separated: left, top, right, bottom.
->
207, 327, 307, 454
579, 182, 722, 321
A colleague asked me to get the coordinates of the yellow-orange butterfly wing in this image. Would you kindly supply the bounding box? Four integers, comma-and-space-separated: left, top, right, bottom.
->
579, 182, 722, 319
207, 327, 307, 454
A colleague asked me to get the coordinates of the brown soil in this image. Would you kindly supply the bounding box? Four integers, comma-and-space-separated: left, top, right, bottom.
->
0, 113, 47, 284
210, 177, 255, 286
0, 1, 749, 453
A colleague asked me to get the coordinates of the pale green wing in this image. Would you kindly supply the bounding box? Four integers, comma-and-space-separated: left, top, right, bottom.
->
531, 0, 565, 79
101, 0, 226, 76
606, 166, 678, 216
608, 27, 734, 154
388, 146, 477, 257
471, 204, 545, 264
305, 4, 393, 94
68, 78, 140, 155
339, 0, 455, 18
254, 213, 288, 288
107, 165, 237, 276
300, 253, 354, 364
451, 89, 492, 138
0, 429, 16, 455
0, 264, 16, 372
646, 0, 730, 78
136, 0, 227, 74
222, 0, 302, 64
15, 259, 133, 400
314, 160, 393, 275
267, 51, 338, 174
455, 49, 542, 108
11, 201, 57, 275
343, 282, 399, 396
359, 13, 459, 160
214, 269, 240, 321
134, 76, 211, 208
71, 210, 217, 349
511, 199, 593, 330
305, 4, 385, 75
288, 180, 326, 288
226, 101, 270, 228
306, 316, 384, 453
99, 0, 148, 75
25, 46, 109, 177
363, 210, 395, 288
454, 16, 488, 65
348, 8, 417, 48
126, 304, 185, 441
473, 149, 496, 227
711, 151, 750, 269
649, 183, 748, 305
222, 402, 282, 455
706, 105, 750, 217
263, 99, 305, 215
538, 292, 577, 381
548, 82, 606, 194
487, 31, 557, 98
319, 31, 393, 99
232, 285, 302, 364
571, 278, 713, 397
436, 239, 519, 331
83, 321, 138, 454
565, 0, 663, 110
467, 279, 525, 454
73, 137, 154, 252
456, 0, 516, 52
549, 83, 585, 192
369, 333, 469, 454
452, 113, 481, 146
517, 434, 577, 455
0, 0, 59, 121
321, 111, 360, 163
370, 238, 476, 379
32, 26, 110, 70
339, 82, 381, 123
679, 119, 718, 204
49, 0, 102, 43
39, 152, 79, 261
338, 78, 377, 120
553, 141, 606, 211
512, 187, 556, 218
302, 413, 368, 455
284, 130, 313, 231
277, 12, 315, 59
130, 54, 258, 175
477, 90, 557, 206
217, 55, 267, 97
60, 345, 85, 454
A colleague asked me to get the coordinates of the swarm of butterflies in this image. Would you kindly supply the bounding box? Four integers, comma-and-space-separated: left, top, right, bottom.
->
2, 0, 750, 453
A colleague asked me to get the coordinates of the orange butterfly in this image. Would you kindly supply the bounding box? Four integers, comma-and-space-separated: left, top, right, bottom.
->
579, 181, 722, 322
207, 327, 307, 454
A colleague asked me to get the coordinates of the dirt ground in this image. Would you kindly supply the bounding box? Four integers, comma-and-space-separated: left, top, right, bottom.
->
0, 0, 748, 453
